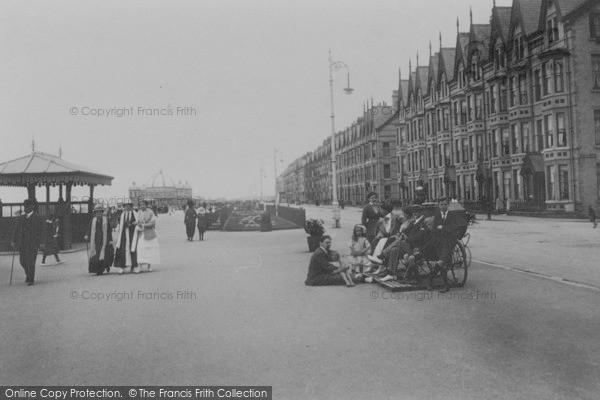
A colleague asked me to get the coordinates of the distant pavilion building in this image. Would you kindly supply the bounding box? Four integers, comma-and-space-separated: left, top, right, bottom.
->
129, 170, 192, 208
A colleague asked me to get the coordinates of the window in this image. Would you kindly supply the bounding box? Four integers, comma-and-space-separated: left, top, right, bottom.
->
476, 135, 483, 160
428, 147, 433, 169
591, 13, 600, 38
475, 94, 483, 120
502, 128, 510, 155
593, 55, 600, 90
500, 81, 508, 112
558, 165, 569, 200
542, 62, 550, 96
382, 142, 390, 157
492, 129, 499, 157
490, 85, 497, 114
536, 119, 544, 151
511, 124, 520, 154
545, 114, 554, 148
546, 165, 555, 200
462, 138, 469, 163
509, 76, 517, 107
554, 61, 564, 93
383, 164, 391, 179
547, 16, 559, 44
534, 69, 542, 101
521, 122, 530, 153
595, 110, 600, 145
556, 113, 566, 147
384, 185, 391, 198
519, 73, 528, 105
455, 139, 460, 164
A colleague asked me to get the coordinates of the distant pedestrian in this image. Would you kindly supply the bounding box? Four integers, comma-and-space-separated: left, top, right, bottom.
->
84, 204, 113, 275
41, 215, 63, 266
11, 199, 45, 286
196, 203, 209, 241
589, 205, 597, 229
184, 199, 197, 241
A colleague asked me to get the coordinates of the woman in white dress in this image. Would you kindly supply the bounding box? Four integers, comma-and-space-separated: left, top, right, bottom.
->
134, 200, 161, 272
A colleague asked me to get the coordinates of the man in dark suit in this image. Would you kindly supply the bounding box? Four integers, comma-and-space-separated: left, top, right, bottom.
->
305, 235, 350, 286
432, 197, 458, 293
361, 192, 381, 244
11, 199, 45, 286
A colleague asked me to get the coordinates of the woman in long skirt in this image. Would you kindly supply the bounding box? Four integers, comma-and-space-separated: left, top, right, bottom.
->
184, 199, 197, 241
84, 205, 113, 275
134, 200, 160, 273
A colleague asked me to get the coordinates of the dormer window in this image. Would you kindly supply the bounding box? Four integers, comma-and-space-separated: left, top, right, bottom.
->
495, 46, 506, 70
547, 17, 559, 44
546, 2, 561, 45
513, 35, 525, 61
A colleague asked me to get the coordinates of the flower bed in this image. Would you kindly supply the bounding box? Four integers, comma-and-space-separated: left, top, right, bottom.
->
223, 212, 299, 231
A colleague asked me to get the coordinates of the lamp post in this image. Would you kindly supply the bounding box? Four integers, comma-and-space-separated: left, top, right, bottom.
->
329, 50, 354, 228
259, 169, 266, 206
274, 147, 283, 216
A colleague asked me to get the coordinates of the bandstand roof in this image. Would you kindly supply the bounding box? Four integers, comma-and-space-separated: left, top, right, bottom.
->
0, 152, 113, 186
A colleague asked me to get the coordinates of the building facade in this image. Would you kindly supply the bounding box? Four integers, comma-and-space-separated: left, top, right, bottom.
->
129, 170, 192, 208
279, 0, 600, 212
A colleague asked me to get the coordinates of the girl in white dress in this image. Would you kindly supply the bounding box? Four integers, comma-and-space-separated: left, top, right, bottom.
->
134, 200, 161, 272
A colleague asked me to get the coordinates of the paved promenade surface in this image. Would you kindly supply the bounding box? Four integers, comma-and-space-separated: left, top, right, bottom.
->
1, 210, 599, 400
305, 205, 600, 290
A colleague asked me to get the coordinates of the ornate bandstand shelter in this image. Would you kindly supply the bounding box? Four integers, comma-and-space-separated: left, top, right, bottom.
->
0, 149, 113, 250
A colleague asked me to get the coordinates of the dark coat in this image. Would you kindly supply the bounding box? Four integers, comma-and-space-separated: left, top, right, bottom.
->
12, 213, 44, 251
305, 247, 344, 286
361, 203, 381, 240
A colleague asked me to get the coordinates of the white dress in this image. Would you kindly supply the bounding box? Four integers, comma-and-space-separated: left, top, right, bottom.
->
135, 209, 161, 265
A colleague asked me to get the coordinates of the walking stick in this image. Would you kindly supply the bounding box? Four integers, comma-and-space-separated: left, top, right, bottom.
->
9, 247, 16, 286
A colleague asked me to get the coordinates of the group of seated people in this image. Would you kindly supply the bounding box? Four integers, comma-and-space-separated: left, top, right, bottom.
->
305, 198, 458, 293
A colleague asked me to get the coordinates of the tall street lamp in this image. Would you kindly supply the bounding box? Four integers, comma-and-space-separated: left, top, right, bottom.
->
274, 147, 283, 216
329, 50, 353, 228
260, 169, 266, 206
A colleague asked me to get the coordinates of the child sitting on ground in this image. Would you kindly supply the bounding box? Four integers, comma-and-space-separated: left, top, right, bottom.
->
329, 250, 355, 287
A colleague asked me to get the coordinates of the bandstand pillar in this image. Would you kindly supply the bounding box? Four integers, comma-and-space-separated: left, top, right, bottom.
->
63, 182, 73, 249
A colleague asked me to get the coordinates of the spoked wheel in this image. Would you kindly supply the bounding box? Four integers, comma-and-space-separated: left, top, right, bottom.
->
449, 240, 468, 287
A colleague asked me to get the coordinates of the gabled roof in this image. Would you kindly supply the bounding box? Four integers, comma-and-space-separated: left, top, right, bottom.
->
439, 48, 456, 83
540, 0, 590, 25
427, 53, 439, 96
416, 66, 429, 99
452, 32, 470, 82
0, 152, 113, 186
491, 7, 512, 42
469, 23, 491, 64
407, 70, 416, 107
398, 80, 409, 107
510, 0, 543, 37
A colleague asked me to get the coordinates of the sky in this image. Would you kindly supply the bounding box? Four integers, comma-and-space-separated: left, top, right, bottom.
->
0, 0, 513, 203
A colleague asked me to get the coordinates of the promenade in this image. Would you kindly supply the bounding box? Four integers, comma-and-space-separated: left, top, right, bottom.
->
1, 210, 599, 399
304, 204, 600, 290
